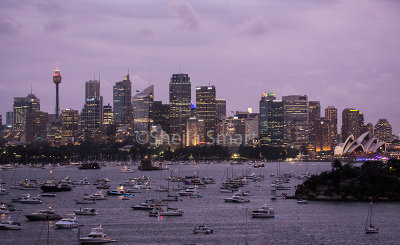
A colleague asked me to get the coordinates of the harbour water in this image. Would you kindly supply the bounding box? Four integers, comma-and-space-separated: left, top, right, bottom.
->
0, 162, 399, 244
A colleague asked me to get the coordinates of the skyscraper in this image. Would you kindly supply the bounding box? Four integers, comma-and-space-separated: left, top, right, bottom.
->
259, 93, 284, 146
216, 99, 227, 121
341, 108, 364, 142
308, 101, 321, 150
24, 111, 49, 143
325, 106, 338, 150
103, 104, 113, 125
196, 85, 216, 142
6, 111, 13, 129
61, 109, 79, 143
80, 80, 103, 133
113, 74, 132, 127
0, 113, 2, 132
132, 85, 154, 132
53, 64, 62, 118
13, 93, 40, 130
282, 95, 309, 147
374, 119, 392, 142
153, 101, 170, 134
169, 73, 191, 141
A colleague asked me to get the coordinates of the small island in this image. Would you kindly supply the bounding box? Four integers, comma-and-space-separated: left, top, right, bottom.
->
294, 158, 400, 201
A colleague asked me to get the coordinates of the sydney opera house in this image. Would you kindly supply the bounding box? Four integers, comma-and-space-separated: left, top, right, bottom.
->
334, 132, 386, 156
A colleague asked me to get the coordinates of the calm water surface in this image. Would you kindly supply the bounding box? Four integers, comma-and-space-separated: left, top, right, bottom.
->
0, 162, 399, 245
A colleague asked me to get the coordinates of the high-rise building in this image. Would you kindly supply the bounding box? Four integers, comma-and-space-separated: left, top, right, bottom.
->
103, 104, 113, 125
169, 73, 191, 142
235, 110, 259, 144
374, 119, 392, 142
61, 109, 79, 143
324, 106, 338, 150
6, 111, 13, 129
259, 93, 284, 146
216, 99, 226, 121
366, 123, 374, 136
0, 113, 2, 132
341, 108, 364, 142
282, 95, 309, 147
53, 64, 62, 118
308, 101, 321, 149
80, 80, 103, 133
85, 80, 100, 100
315, 118, 331, 151
113, 74, 132, 127
13, 93, 40, 130
196, 86, 216, 142
186, 117, 205, 146
24, 111, 49, 143
132, 85, 154, 132
153, 101, 170, 134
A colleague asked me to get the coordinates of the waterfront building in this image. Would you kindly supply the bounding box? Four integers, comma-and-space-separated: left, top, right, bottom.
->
308, 101, 321, 151
169, 73, 191, 143
13, 93, 40, 130
61, 108, 79, 143
341, 108, 364, 142
325, 106, 338, 149
374, 119, 392, 142
113, 73, 132, 127
196, 86, 216, 142
216, 99, 226, 121
259, 93, 284, 146
282, 95, 309, 148
132, 85, 154, 132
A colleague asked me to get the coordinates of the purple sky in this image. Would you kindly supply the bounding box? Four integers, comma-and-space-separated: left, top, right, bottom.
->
1, 0, 399, 135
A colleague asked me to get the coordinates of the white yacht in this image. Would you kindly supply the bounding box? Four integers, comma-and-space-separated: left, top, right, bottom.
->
55, 217, 80, 229
251, 205, 275, 218
41, 193, 57, 197
79, 226, 113, 244
73, 208, 98, 215
297, 199, 309, 204
159, 207, 184, 216
1, 164, 16, 171
19, 196, 43, 204
0, 218, 21, 230
0, 203, 10, 214
84, 192, 107, 200
25, 207, 62, 221
75, 199, 96, 204
120, 166, 134, 173
224, 193, 250, 203
193, 225, 213, 234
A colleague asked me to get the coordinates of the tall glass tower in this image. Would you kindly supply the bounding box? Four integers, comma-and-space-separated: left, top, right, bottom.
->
169, 73, 191, 140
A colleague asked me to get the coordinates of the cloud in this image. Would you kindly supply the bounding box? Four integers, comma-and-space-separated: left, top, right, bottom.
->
238, 15, 270, 35
168, 0, 199, 30
43, 19, 66, 33
137, 25, 155, 38
0, 19, 21, 34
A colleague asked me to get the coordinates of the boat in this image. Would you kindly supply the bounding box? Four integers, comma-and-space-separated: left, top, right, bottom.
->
25, 207, 62, 221
193, 225, 213, 234
297, 199, 309, 204
73, 178, 90, 185
106, 187, 131, 196
41, 193, 57, 197
121, 196, 130, 200
0, 203, 10, 214
73, 208, 98, 215
0, 188, 8, 195
79, 226, 113, 244
0, 217, 21, 230
78, 162, 101, 170
159, 207, 184, 216
120, 166, 134, 173
96, 183, 111, 189
40, 180, 72, 192
251, 205, 275, 218
132, 202, 158, 210
224, 193, 250, 203
55, 217, 80, 229
75, 199, 97, 204
18, 196, 43, 204
1, 164, 16, 171
365, 202, 379, 234
84, 192, 107, 200
162, 195, 180, 202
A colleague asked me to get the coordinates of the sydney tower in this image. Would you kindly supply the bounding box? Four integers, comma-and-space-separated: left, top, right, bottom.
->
53, 64, 62, 118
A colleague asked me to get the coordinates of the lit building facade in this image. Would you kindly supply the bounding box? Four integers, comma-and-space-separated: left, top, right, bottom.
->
113, 74, 132, 127
80, 80, 103, 133
282, 95, 309, 148
186, 117, 205, 146
259, 93, 284, 146
132, 85, 154, 132
374, 119, 392, 142
216, 99, 227, 121
325, 106, 338, 149
308, 101, 320, 150
153, 101, 170, 134
196, 86, 216, 142
103, 104, 113, 125
24, 111, 49, 143
6, 111, 13, 129
61, 109, 79, 143
169, 73, 191, 142
341, 108, 364, 142
13, 93, 40, 130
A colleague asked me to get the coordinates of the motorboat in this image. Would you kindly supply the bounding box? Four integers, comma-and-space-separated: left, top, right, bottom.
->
84, 192, 107, 200
162, 195, 180, 202
189, 192, 203, 198
79, 226, 113, 244
297, 199, 309, 204
73, 178, 90, 185
25, 207, 62, 221
1, 164, 16, 171
224, 193, 250, 203
251, 205, 275, 218
220, 188, 233, 193
77, 162, 101, 170
106, 187, 132, 196
193, 225, 213, 234
75, 199, 96, 204
96, 183, 111, 189
73, 208, 98, 215
178, 187, 197, 196
0, 217, 21, 230
55, 217, 80, 229
18, 196, 43, 204
121, 196, 130, 200
0, 203, 10, 214
40, 180, 72, 192
132, 202, 157, 210
0, 188, 8, 195
159, 207, 184, 216
41, 193, 57, 197
120, 166, 134, 173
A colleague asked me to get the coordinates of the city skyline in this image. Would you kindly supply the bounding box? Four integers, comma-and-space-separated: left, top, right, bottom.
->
0, 1, 399, 134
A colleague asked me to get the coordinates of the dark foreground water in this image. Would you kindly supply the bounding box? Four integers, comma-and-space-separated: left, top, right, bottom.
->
0, 162, 399, 245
